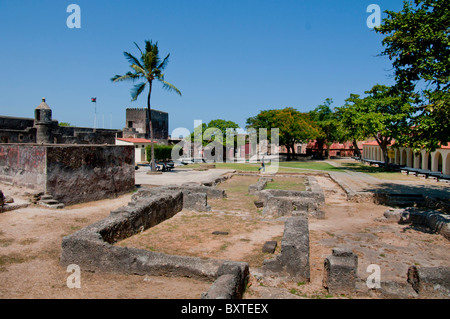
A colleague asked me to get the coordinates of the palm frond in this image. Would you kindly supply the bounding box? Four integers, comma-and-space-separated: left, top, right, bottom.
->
134, 42, 144, 56
159, 79, 182, 96
131, 82, 147, 101
158, 53, 170, 70
130, 63, 147, 76
111, 72, 141, 83
123, 51, 144, 70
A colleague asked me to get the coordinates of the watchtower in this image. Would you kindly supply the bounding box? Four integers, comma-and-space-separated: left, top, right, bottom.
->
34, 98, 53, 144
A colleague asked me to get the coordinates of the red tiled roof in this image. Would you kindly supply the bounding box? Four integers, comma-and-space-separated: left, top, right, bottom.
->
117, 138, 156, 144
363, 140, 450, 149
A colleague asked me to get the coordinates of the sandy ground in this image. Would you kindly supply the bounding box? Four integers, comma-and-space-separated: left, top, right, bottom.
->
1, 172, 449, 299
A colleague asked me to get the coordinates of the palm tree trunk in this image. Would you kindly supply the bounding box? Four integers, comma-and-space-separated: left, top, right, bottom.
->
147, 81, 155, 171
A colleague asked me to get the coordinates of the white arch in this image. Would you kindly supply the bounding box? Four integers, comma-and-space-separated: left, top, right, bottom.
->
401, 149, 407, 166
432, 152, 443, 173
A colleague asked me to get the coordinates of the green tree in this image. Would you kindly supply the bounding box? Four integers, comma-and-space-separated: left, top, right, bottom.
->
190, 119, 240, 146
190, 119, 240, 161
246, 108, 320, 160
112, 40, 181, 170
375, 0, 449, 152
349, 85, 413, 165
336, 94, 371, 158
309, 99, 344, 159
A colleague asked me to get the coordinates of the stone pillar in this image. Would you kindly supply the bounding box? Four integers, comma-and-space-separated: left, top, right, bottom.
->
263, 214, 310, 282
323, 248, 358, 295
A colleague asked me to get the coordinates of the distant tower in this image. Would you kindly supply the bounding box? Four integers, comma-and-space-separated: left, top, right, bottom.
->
34, 98, 53, 144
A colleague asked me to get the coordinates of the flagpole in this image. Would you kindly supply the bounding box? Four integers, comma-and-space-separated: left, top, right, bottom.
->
92, 97, 97, 130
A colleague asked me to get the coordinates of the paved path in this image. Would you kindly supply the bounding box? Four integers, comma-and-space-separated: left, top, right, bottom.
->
135, 167, 234, 186
324, 160, 449, 199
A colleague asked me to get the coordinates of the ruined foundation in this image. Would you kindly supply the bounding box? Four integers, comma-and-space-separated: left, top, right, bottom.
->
263, 213, 310, 282
60, 184, 248, 299
254, 176, 325, 219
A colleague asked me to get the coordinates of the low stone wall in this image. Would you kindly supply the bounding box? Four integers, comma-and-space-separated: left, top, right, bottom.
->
133, 184, 226, 212
263, 214, 310, 281
60, 187, 249, 299
248, 177, 273, 195
256, 177, 325, 218
407, 266, 450, 298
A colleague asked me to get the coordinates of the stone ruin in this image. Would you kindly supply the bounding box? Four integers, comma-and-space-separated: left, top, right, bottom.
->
263, 213, 310, 282
60, 181, 248, 299
59, 171, 450, 299
250, 175, 326, 219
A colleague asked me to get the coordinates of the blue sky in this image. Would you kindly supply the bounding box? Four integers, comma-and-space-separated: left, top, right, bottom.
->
0, 0, 404, 135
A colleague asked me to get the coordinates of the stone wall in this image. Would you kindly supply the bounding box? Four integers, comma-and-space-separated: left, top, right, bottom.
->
256, 176, 325, 218
263, 214, 310, 281
45, 145, 135, 205
60, 188, 249, 298
0, 144, 47, 191
124, 108, 168, 140
0, 115, 122, 145
0, 144, 135, 205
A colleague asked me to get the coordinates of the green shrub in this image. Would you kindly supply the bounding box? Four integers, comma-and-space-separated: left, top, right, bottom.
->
146, 144, 175, 161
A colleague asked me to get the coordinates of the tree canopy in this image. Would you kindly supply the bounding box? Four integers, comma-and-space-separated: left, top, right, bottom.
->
246, 107, 320, 160
309, 99, 344, 159
375, 0, 449, 151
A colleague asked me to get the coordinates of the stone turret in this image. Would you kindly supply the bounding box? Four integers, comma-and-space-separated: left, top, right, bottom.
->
34, 98, 53, 144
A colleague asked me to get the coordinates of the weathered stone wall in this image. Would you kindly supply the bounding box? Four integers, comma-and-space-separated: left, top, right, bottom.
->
0, 115, 122, 145
0, 144, 47, 191
61, 189, 249, 298
257, 176, 325, 218
45, 145, 135, 205
0, 144, 135, 205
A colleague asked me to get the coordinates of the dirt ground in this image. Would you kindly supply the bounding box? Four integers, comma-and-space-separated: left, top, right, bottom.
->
0, 173, 449, 299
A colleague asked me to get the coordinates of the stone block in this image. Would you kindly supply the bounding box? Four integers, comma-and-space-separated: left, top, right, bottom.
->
407, 266, 450, 298
323, 248, 358, 295
262, 241, 277, 253
263, 214, 310, 281
202, 261, 249, 299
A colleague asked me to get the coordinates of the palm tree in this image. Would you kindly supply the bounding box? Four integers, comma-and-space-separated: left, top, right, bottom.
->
112, 40, 181, 171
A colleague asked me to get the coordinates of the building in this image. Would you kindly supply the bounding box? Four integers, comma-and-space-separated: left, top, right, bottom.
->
306, 141, 365, 158
0, 98, 122, 145
122, 108, 169, 144
115, 137, 156, 163
362, 141, 450, 175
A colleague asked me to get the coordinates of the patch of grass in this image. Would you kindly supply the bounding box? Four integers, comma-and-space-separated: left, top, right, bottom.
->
0, 238, 15, 247
18, 238, 38, 245
278, 161, 338, 171
265, 177, 306, 191
0, 253, 34, 270
74, 218, 89, 223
